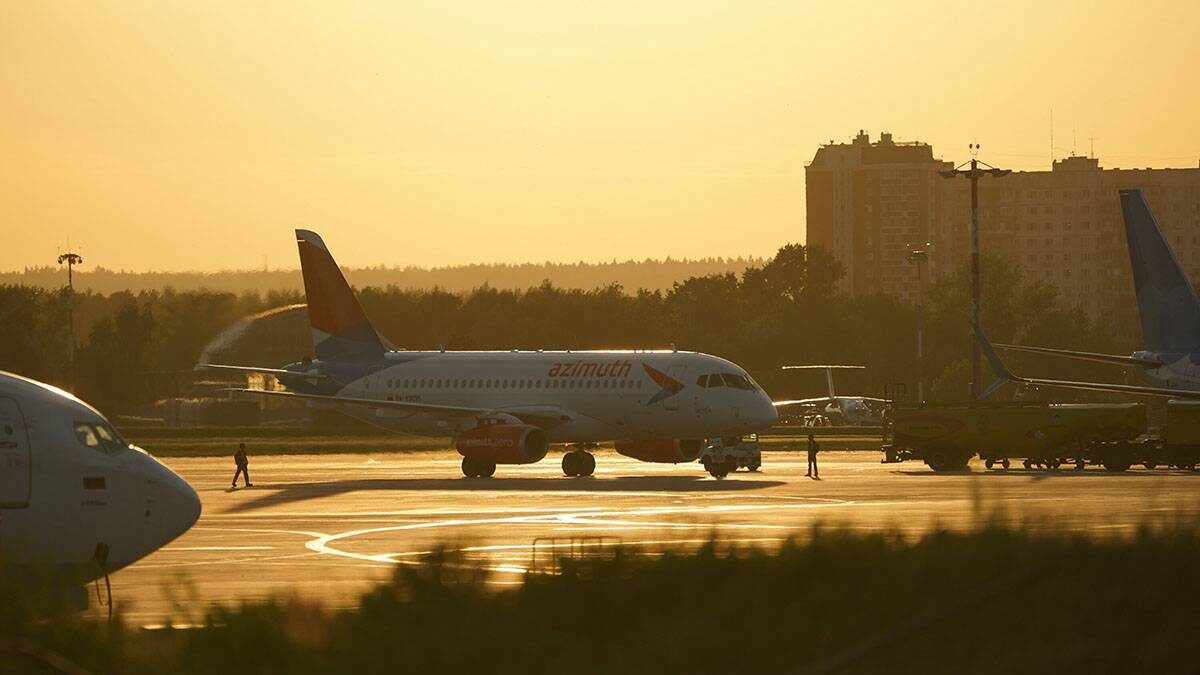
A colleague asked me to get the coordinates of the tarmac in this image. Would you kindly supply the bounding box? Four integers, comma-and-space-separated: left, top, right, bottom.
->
100, 449, 1200, 625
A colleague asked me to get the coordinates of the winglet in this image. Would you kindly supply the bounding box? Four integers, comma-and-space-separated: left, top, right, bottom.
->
973, 318, 1016, 400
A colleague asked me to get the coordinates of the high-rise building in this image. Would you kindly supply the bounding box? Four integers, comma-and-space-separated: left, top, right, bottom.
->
806, 130, 951, 300
806, 132, 1200, 343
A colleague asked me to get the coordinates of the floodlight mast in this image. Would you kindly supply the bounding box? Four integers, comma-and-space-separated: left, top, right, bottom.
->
905, 243, 931, 402
939, 145, 1010, 399
57, 251, 84, 392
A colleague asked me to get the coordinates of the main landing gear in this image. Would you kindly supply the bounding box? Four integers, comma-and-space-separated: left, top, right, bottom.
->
562, 449, 596, 477
462, 456, 497, 478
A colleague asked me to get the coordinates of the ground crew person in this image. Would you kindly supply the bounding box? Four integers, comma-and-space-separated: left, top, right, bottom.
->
232, 442, 252, 488
806, 434, 820, 479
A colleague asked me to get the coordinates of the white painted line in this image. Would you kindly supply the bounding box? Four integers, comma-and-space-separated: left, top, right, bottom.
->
164, 546, 275, 551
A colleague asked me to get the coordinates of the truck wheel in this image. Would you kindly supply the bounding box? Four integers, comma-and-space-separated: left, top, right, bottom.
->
747, 462, 761, 472
926, 451, 967, 473
1001, 459, 1011, 469
1143, 461, 1157, 470
985, 459, 995, 470
1022, 459, 1032, 470
1102, 458, 1132, 473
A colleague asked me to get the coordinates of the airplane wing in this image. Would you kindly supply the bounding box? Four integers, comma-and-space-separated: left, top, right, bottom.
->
772, 397, 831, 408
199, 363, 329, 380
773, 396, 890, 407
780, 365, 865, 370
993, 344, 1161, 369
226, 388, 571, 427
977, 322, 1200, 400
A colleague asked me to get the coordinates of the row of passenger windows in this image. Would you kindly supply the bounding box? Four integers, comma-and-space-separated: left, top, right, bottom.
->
384, 377, 646, 391
74, 422, 128, 455
695, 373, 757, 390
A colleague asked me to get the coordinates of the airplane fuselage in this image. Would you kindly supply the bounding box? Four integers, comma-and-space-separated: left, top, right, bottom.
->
0, 373, 200, 585
277, 349, 778, 443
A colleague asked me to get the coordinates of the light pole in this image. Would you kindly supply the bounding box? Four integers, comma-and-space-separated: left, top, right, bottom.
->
57, 251, 83, 392
939, 144, 1010, 399
906, 243, 930, 403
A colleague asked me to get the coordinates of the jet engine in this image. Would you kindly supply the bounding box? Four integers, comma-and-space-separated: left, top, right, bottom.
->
614, 438, 703, 464
455, 424, 549, 464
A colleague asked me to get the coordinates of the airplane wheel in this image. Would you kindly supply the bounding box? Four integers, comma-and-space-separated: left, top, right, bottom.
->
563, 451, 594, 477
462, 456, 481, 478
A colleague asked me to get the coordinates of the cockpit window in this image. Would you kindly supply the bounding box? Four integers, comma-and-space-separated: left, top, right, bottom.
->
75, 423, 100, 448
722, 373, 755, 390
698, 373, 757, 390
74, 422, 128, 455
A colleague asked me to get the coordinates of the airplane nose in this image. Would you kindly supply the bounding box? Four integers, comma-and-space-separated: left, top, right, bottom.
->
161, 469, 202, 539
135, 450, 201, 542
755, 397, 779, 429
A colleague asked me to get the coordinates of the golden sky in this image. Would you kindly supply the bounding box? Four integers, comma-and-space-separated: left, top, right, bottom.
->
3, 1, 1199, 272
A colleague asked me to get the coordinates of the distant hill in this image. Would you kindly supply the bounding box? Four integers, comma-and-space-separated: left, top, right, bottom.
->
4, 258, 763, 295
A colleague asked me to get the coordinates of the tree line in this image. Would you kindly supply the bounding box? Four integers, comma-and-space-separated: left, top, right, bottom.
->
0, 244, 1128, 414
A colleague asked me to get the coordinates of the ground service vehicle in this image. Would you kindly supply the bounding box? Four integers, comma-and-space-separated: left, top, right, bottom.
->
881, 402, 1147, 472
1149, 401, 1200, 470
699, 434, 762, 478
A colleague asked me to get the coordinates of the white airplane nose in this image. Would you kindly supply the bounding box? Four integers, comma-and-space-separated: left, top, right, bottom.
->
160, 468, 202, 539
134, 449, 201, 543
752, 398, 778, 429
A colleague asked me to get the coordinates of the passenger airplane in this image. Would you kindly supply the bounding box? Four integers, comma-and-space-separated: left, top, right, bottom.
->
983, 188, 1200, 400
206, 230, 777, 478
773, 365, 888, 426
0, 371, 201, 597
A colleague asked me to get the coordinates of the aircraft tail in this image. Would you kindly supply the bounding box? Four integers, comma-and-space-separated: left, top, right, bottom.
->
1120, 189, 1200, 352
295, 229, 387, 361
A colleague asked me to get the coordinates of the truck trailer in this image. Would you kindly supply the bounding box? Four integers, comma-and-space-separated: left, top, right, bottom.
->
881, 401, 1148, 472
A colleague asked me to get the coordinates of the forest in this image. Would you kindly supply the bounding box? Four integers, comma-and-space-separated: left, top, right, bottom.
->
0, 244, 1126, 415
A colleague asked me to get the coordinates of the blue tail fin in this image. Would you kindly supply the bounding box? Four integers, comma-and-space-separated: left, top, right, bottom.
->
1120, 189, 1200, 352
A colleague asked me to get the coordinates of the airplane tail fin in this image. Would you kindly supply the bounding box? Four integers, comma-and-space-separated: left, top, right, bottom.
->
1120, 189, 1200, 352
973, 318, 1016, 400
295, 229, 387, 361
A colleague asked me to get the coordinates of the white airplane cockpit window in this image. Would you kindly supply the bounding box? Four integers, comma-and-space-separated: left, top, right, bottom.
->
75, 421, 129, 454
720, 373, 756, 390
75, 422, 100, 448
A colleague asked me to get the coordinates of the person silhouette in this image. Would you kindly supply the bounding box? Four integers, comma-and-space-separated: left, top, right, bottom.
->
232, 442, 252, 488
806, 434, 820, 479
